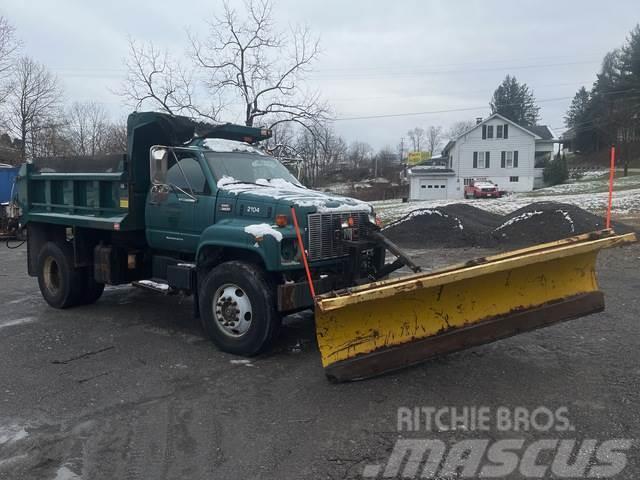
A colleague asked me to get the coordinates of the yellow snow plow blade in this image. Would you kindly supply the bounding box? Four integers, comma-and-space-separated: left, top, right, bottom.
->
315, 231, 636, 382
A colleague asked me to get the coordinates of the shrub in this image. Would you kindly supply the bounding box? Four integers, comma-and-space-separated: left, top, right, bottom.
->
543, 155, 568, 186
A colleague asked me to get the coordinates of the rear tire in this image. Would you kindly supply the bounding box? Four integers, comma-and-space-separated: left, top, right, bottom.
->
77, 267, 105, 305
37, 241, 84, 309
199, 261, 280, 356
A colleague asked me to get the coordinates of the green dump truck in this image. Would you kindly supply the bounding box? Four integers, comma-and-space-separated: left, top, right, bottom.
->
12, 111, 636, 381
13, 112, 405, 356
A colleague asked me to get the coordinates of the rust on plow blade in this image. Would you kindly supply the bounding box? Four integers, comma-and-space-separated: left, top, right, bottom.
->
314, 231, 636, 382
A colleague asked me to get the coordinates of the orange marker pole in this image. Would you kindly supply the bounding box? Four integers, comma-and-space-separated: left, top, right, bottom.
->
606, 145, 615, 229
291, 207, 316, 299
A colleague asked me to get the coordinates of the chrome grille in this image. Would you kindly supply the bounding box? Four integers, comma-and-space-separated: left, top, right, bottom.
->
307, 211, 368, 261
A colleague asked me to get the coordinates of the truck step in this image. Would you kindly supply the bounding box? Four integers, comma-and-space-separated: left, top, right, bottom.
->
132, 279, 175, 295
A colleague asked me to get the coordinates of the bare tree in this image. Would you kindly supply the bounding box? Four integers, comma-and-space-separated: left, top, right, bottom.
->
374, 146, 396, 177
189, 0, 327, 130
447, 120, 475, 140
0, 16, 19, 110
101, 121, 128, 154
66, 101, 109, 155
407, 127, 425, 151
348, 141, 372, 169
6, 57, 62, 161
118, 38, 220, 121
426, 125, 443, 155
30, 115, 72, 158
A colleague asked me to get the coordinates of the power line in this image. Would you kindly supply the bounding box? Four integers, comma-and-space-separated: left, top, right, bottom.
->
332, 87, 640, 122
309, 60, 601, 80
48, 57, 602, 81
328, 80, 595, 103
313, 54, 600, 73
332, 96, 574, 121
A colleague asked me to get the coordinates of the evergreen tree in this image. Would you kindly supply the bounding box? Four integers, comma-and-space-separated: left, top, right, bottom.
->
565, 87, 590, 128
490, 75, 540, 126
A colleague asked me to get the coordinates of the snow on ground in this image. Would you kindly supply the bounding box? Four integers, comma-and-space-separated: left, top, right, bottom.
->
373, 172, 640, 223
0, 423, 28, 445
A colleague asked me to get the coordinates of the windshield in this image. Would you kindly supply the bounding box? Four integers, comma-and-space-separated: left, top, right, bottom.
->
205, 152, 301, 186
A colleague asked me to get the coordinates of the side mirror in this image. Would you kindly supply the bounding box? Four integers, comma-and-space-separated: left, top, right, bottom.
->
150, 147, 168, 185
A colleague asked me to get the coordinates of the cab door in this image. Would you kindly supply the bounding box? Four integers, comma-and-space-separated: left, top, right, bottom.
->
146, 152, 213, 253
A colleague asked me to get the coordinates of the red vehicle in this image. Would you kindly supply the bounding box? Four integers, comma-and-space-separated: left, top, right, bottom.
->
464, 179, 502, 199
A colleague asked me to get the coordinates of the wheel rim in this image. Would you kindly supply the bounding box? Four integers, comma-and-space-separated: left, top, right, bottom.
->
43, 256, 61, 295
212, 283, 253, 338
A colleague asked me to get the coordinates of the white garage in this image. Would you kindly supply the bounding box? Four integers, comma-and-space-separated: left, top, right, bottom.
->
408, 167, 456, 201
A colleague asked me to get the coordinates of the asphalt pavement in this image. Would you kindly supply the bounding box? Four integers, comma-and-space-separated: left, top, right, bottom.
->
0, 242, 638, 479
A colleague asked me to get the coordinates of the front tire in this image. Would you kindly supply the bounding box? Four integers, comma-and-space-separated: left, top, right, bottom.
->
37, 241, 83, 309
199, 261, 279, 356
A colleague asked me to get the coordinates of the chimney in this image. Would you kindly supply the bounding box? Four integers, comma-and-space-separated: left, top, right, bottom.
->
476, 117, 483, 125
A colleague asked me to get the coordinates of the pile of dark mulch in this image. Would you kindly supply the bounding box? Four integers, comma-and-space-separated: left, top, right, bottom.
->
383, 201, 634, 249
382, 208, 469, 248
383, 206, 496, 248
491, 202, 634, 247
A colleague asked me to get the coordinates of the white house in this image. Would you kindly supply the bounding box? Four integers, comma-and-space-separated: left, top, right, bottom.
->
408, 113, 555, 200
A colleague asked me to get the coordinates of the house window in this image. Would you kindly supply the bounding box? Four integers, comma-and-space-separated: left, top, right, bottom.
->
510, 176, 519, 182
441, 185, 445, 188
474, 151, 490, 168
501, 151, 519, 168
464, 178, 474, 186
487, 125, 493, 139
497, 125, 503, 138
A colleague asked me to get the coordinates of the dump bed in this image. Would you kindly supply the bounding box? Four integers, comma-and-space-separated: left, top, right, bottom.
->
17, 154, 141, 231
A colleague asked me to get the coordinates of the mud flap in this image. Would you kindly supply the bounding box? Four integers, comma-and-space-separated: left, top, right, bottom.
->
314, 231, 636, 382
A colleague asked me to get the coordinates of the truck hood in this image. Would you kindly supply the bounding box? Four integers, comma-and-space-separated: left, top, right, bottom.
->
217, 178, 373, 214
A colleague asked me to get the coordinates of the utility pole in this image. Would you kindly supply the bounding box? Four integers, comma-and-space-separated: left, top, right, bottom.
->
398, 137, 405, 164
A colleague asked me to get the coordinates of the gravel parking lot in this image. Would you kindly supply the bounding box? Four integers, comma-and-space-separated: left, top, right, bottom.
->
0, 242, 639, 479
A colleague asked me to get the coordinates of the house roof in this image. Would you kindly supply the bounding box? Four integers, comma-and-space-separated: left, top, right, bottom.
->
526, 125, 554, 140
408, 166, 455, 176
442, 113, 556, 154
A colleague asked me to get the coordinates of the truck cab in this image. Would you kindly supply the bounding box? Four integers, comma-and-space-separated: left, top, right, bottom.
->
15, 112, 389, 357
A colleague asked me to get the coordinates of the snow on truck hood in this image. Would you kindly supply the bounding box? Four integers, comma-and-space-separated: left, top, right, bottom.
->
217, 176, 372, 213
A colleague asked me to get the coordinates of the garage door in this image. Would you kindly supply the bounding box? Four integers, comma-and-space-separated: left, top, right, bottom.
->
418, 179, 448, 200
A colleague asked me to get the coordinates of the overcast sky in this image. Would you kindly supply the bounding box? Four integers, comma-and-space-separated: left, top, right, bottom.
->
3, 0, 639, 149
